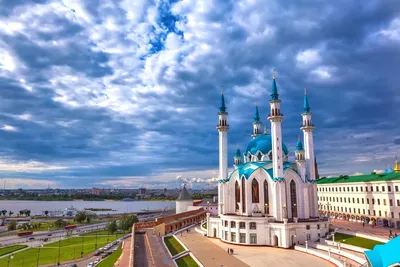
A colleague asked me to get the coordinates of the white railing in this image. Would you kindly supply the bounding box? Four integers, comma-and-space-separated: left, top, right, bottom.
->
311, 243, 367, 265
295, 245, 344, 267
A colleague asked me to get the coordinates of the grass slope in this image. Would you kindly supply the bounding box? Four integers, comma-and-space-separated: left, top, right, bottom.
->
175, 255, 199, 267
0, 234, 123, 267
96, 247, 122, 267
164, 236, 185, 256
0, 245, 27, 257
329, 233, 384, 250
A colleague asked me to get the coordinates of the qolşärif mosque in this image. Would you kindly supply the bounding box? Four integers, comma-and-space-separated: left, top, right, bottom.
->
206, 71, 329, 248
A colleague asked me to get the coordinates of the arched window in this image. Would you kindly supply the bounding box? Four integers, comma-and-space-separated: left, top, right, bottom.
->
235, 181, 240, 211
257, 153, 262, 161
242, 177, 246, 213
290, 180, 298, 218
268, 151, 272, 160
264, 180, 269, 214
252, 178, 259, 203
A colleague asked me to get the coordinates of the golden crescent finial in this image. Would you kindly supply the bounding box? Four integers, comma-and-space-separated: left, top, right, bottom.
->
272, 68, 276, 79
264, 125, 267, 134
221, 85, 224, 94
304, 88, 307, 94
255, 100, 258, 106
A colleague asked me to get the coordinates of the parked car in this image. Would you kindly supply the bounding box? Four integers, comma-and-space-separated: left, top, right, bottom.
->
87, 263, 93, 267
47, 233, 52, 236
28, 237, 35, 241
69, 264, 77, 267
94, 251, 101, 256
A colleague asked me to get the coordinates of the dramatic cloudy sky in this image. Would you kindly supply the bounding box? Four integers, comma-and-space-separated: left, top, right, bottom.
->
0, 0, 399, 189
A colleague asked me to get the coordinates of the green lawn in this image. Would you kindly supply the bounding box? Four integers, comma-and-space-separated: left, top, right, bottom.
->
175, 255, 199, 267
0, 245, 27, 257
164, 236, 185, 256
96, 247, 122, 267
201, 222, 207, 229
329, 233, 384, 250
0, 234, 123, 267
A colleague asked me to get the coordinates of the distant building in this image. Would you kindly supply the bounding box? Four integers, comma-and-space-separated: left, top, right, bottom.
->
139, 188, 147, 195
317, 158, 400, 229
176, 185, 193, 214
92, 188, 100, 195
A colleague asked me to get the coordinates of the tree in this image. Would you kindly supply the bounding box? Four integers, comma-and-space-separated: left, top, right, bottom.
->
8, 220, 16, 231
44, 211, 49, 216
54, 219, 66, 229
107, 220, 118, 234
19, 210, 25, 216
26, 210, 31, 217
118, 215, 139, 231
8, 211, 13, 216
1, 210, 7, 216
75, 211, 88, 223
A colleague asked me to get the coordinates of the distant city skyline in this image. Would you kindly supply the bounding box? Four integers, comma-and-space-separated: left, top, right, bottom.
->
0, 1, 399, 189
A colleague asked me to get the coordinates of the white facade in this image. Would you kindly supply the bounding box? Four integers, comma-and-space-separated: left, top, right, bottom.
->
209, 74, 327, 248
317, 174, 400, 229
176, 200, 193, 214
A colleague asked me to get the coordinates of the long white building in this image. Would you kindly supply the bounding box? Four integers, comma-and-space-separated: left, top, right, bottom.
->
206, 71, 328, 248
317, 161, 400, 229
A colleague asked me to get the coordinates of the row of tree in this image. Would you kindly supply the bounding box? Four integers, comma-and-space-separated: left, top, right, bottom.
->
1, 209, 31, 217
106, 215, 139, 234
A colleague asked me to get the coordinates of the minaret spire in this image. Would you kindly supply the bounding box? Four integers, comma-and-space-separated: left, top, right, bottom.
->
252, 102, 262, 138
271, 68, 279, 100
219, 87, 226, 113
303, 88, 310, 113
300, 88, 317, 217
394, 155, 400, 173
217, 88, 229, 215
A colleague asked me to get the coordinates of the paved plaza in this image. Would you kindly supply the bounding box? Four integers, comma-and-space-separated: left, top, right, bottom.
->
177, 229, 334, 267
330, 219, 397, 240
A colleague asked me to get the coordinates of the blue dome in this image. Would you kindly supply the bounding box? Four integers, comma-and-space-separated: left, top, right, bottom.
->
244, 134, 288, 157
296, 140, 303, 151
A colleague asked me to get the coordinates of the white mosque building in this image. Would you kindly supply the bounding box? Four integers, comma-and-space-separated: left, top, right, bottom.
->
206, 71, 329, 248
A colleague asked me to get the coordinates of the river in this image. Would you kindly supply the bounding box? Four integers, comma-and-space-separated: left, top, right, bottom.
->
0, 200, 176, 215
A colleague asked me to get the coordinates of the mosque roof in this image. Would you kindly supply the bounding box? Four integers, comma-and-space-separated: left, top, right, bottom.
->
316, 172, 400, 184
218, 161, 296, 183
364, 236, 400, 267
244, 134, 289, 156
176, 185, 192, 201
234, 148, 241, 158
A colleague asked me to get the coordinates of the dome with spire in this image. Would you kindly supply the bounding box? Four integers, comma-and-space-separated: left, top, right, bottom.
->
296, 140, 304, 151
244, 133, 288, 158
234, 147, 241, 158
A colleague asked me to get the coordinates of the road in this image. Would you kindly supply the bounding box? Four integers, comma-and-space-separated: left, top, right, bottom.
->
0, 222, 108, 247
76, 240, 121, 267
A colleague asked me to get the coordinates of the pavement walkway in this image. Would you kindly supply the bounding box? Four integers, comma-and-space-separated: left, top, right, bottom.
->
330, 219, 398, 240
114, 237, 131, 267
178, 228, 334, 267
146, 230, 174, 267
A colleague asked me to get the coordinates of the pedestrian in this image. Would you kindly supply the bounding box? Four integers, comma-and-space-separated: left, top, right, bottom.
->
362, 222, 365, 228
227, 248, 229, 254
390, 230, 392, 236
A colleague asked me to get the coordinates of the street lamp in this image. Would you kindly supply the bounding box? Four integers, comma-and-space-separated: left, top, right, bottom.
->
57, 237, 64, 265
36, 243, 43, 267
7, 254, 13, 267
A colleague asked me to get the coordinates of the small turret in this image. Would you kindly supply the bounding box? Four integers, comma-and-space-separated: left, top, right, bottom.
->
295, 135, 305, 161
234, 146, 242, 166
394, 156, 400, 173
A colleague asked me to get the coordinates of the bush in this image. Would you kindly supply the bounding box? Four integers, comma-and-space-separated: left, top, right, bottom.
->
8, 220, 17, 231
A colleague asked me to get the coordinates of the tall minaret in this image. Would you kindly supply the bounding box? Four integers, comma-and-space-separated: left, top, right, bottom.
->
252, 103, 262, 138
300, 88, 318, 217
217, 89, 229, 215
267, 70, 284, 179
300, 88, 316, 181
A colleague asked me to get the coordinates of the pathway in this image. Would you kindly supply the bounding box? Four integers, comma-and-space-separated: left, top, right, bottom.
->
178, 228, 335, 267
146, 230, 174, 267
330, 219, 397, 240
177, 230, 249, 267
